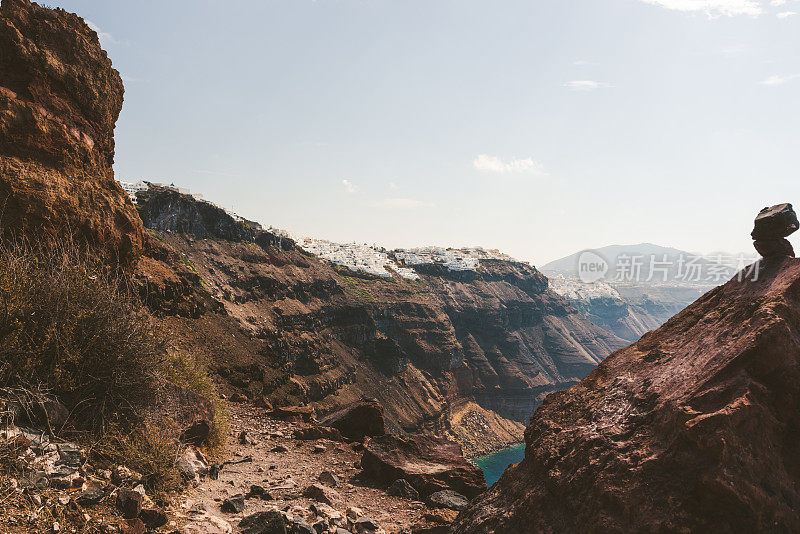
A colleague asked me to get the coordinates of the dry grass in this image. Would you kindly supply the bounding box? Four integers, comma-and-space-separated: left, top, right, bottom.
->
0, 239, 227, 494
0, 240, 165, 431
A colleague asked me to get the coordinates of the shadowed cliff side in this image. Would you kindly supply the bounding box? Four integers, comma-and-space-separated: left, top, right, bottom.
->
451, 256, 800, 532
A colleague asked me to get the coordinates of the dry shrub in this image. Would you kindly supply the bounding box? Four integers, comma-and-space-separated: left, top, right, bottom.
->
0, 239, 227, 492
91, 420, 184, 499
165, 350, 228, 460
0, 240, 164, 431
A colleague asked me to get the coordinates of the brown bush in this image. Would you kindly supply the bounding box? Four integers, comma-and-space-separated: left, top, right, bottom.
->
0, 239, 164, 431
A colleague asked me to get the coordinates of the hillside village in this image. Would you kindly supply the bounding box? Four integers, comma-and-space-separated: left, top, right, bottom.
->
121, 181, 527, 280
548, 274, 622, 300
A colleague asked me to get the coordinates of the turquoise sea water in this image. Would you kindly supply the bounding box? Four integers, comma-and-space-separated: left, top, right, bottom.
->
475, 443, 526, 486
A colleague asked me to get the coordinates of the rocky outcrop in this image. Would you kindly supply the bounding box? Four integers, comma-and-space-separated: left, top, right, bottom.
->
136, 184, 292, 248
566, 293, 687, 343
752, 203, 797, 258
0, 0, 143, 263
317, 398, 386, 442
452, 256, 800, 533
360, 433, 486, 499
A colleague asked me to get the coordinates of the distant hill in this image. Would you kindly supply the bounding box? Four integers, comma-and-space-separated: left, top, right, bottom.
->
542, 244, 732, 343
541, 243, 705, 280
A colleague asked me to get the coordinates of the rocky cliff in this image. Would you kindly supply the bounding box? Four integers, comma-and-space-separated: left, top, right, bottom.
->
566, 293, 688, 343
452, 256, 800, 532
0, 0, 142, 263
134, 185, 628, 456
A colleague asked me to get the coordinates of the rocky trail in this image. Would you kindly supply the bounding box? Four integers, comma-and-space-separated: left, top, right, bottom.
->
177, 403, 458, 534
0, 400, 469, 533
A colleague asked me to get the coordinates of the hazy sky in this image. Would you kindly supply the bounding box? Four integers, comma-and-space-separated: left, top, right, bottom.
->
49, 0, 800, 265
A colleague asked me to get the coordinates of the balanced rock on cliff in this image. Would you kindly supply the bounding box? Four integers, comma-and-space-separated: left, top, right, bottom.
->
452, 255, 800, 533
752, 203, 798, 258
0, 0, 143, 263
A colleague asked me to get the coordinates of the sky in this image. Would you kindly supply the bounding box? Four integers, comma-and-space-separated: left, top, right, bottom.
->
46, 0, 800, 266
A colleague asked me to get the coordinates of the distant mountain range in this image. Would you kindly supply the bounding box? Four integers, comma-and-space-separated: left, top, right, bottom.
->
541, 243, 732, 342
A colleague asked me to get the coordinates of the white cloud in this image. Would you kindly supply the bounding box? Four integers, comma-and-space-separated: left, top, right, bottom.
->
573, 60, 590, 66
86, 20, 116, 47
777, 10, 797, 17
371, 198, 435, 209
564, 80, 610, 91
759, 73, 800, 85
636, 0, 763, 17
473, 154, 548, 176
771, 0, 787, 6
341, 179, 358, 193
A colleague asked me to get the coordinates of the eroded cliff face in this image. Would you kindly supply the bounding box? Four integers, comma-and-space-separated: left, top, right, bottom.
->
452, 256, 800, 532
568, 294, 686, 343
0, 0, 142, 263
134, 186, 627, 456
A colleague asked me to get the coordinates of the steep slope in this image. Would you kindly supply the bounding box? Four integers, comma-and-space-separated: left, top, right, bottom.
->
452, 256, 800, 533
0, 0, 142, 264
134, 185, 628, 456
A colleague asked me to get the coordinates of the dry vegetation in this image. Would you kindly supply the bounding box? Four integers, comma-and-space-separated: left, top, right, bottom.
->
0, 240, 226, 494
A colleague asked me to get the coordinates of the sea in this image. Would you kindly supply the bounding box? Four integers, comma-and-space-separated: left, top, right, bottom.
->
474, 443, 526, 486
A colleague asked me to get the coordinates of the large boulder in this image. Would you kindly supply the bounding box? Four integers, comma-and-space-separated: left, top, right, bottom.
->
360, 433, 485, 499
452, 257, 800, 533
318, 398, 386, 442
752, 203, 798, 258
0, 0, 143, 264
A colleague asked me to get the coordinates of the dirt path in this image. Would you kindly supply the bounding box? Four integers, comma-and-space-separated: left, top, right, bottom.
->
176, 404, 454, 533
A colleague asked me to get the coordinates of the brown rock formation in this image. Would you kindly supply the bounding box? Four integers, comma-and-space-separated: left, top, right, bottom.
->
361, 433, 486, 499
0, 0, 142, 263
751, 203, 798, 259
452, 256, 800, 533
318, 398, 386, 442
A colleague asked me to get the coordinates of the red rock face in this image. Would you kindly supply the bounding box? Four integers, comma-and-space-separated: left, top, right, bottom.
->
0, 0, 143, 263
452, 256, 800, 533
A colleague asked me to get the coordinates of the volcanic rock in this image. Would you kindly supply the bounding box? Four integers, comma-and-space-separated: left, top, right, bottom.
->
752, 203, 798, 258
754, 238, 794, 258
139, 508, 168, 529
318, 398, 386, 442
426, 489, 468, 511
239, 510, 286, 534
0, 0, 143, 263
302, 484, 341, 505
220, 494, 245, 514
452, 256, 800, 533
360, 434, 485, 499
751, 203, 799, 240
386, 478, 419, 500
116, 489, 143, 519
74, 485, 105, 507
317, 470, 339, 488
159, 381, 215, 447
